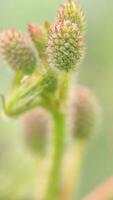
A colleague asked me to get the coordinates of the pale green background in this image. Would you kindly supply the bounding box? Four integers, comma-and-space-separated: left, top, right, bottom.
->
0, 0, 113, 199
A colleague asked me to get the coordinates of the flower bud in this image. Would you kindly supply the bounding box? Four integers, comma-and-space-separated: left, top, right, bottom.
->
23, 108, 52, 154
69, 86, 100, 140
47, 20, 84, 71
57, 0, 86, 32
28, 24, 47, 59
0, 29, 37, 74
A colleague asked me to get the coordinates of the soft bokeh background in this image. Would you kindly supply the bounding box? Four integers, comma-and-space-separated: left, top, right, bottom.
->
0, 0, 113, 199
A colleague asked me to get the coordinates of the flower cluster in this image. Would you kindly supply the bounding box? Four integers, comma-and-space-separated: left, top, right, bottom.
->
0, 1, 101, 200
0, 0, 86, 75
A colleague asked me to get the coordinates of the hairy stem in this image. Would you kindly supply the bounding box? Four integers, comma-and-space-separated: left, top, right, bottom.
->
59, 72, 69, 106
44, 110, 65, 200
13, 69, 24, 88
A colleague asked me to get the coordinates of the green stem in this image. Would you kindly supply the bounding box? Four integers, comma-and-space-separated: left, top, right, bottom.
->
44, 72, 69, 200
13, 69, 24, 88
45, 110, 65, 200
59, 72, 69, 106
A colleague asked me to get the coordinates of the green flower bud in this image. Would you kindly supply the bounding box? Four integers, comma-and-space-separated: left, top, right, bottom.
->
69, 86, 100, 140
57, 0, 86, 32
28, 24, 47, 59
23, 108, 52, 155
0, 29, 37, 74
47, 20, 84, 71
4, 70, 58, 117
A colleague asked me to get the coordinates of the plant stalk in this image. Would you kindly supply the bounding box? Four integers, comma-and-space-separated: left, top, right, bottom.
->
44, 110, 65, 200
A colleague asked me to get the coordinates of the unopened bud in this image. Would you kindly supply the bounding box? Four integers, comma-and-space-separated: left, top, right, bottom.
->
47, 20, 84, 71
69, 86, 100, 140
0, 29, 37, 74
28, 24, 47, 59
23, 108, 52, 154
57, 0, 86, 32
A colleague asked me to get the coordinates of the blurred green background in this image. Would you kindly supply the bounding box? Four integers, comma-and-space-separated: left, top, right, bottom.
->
0, 0, 113, 199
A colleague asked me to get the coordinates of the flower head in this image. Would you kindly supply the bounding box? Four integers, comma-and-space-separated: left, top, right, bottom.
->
23, 108, 52, 154
69, 86, 100, 140
0, 29, 37, 74
28, 24, 47, 59
47, 20, 84, 71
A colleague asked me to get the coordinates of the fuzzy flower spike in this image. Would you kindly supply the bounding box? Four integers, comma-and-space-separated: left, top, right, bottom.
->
28, 24, 47, 60
0, 29, 37, 74
70, 86, 100, 139
47, 20, 84, 71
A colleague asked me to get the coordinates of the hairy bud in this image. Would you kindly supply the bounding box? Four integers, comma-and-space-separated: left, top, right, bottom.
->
69, 86, 100, 140
47, 20, 84, 71
0, 29, 37, 74
57, 0, 86, 32
28, 24, 47, 59
23, 108, 52, 154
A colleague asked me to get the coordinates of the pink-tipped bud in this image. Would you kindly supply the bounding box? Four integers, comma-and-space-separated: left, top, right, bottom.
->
0, 29, 37, 74
47, 20, 84, 71
23, 108, 52, 155
57, 0, 86, 32
69, 86, 100, 140
28, 24, 47, 59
